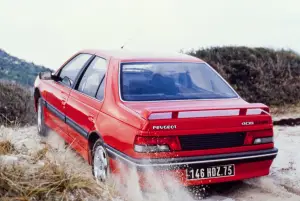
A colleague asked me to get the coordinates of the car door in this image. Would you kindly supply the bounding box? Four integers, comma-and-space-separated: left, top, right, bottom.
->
45, 53, 93, 143
64, 56, 108, 159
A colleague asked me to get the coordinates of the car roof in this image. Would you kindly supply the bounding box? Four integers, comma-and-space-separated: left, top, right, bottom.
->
80, 49, 204, 62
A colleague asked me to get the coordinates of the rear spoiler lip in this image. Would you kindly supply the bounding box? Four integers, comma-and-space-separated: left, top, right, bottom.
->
140, 103, 270, 120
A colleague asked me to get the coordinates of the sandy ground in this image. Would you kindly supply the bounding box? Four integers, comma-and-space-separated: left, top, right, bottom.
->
0, 125, 299, 201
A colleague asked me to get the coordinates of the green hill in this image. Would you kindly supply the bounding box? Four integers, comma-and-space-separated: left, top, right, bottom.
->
0, 49, 51, 86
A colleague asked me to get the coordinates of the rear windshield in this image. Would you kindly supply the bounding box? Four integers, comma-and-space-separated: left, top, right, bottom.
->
120, 62, 238, 101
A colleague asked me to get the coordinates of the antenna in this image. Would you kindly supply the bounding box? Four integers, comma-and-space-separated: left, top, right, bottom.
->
120, 37, 132, 49
120, 32, 139, 50
120, 5, 144, 50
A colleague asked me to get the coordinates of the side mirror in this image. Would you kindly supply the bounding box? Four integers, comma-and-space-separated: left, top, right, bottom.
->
39, 71, 53, 80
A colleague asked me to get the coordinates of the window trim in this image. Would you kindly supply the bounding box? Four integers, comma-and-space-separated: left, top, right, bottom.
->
73, 56, 108, 101
118, 61, 241, 102
95, 75, 106, 101
55, 53, 95, 89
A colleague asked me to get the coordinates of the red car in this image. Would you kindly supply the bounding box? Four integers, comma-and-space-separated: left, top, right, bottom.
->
34, 49, 278, 187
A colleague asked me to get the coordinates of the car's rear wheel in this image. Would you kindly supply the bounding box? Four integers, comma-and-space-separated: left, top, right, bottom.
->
92, 139, 110, 183
37, 98, 47, 136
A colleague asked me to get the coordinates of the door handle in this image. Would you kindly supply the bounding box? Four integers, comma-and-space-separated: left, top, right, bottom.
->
88, 115, 94, 123
61, 99, 67, 106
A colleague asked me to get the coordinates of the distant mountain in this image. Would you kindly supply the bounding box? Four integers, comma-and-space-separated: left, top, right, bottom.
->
0, 49, 51, 86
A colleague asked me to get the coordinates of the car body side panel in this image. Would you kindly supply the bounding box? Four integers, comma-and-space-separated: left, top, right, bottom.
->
34, 78, 74, 145
95, 111, 141, 155
100, 59, 148, 130
90, 58, 146, 157
64, 90, 103, 160
44, 80, 71, 133
61, 53, 109, 160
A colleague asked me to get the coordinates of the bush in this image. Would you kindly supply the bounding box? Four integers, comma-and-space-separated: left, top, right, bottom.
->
0, 81, 36, 126
187, 46, 300, 106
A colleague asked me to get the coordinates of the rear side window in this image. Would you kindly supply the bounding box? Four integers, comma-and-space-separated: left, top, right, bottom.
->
59, 53, 92, 86
77, 57, 107, 97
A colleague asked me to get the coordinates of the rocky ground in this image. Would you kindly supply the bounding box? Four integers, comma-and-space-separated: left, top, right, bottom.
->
0, 123, 299, 201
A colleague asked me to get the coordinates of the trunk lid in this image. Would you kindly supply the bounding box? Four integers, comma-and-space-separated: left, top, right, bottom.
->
124, 99, 272, 132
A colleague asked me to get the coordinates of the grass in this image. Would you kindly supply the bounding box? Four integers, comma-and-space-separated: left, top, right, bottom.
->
31, 146, 49, 163
0, 140, 15, 155
0, 135, 119, 201
0, 162, 102, 201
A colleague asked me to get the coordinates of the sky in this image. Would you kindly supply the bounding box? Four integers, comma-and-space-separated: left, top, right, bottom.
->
1, 0, 300, 70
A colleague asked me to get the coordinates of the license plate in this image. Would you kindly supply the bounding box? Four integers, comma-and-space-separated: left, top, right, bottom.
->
186, 164, 235, 180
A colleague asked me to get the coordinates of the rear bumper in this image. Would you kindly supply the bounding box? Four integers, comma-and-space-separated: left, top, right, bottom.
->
107, 146, 278, 186
106, 146, 278, 170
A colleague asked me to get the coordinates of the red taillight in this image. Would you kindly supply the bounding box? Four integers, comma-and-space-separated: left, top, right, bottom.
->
134, 136, 181, 152
244, 129, 273, 145
244, 133, 254, 145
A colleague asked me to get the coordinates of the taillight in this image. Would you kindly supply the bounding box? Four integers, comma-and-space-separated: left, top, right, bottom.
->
244, 129, 274, 145
253, 137, 274, 144
134, 136, 181, 153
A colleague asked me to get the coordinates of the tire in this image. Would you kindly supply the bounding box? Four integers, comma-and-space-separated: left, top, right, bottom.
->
37, 98, 47, 136
92, 139, 110, 183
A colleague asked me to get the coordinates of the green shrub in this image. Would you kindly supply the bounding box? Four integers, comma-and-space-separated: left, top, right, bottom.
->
187, 46, 300, 106
0, 81, 35, 126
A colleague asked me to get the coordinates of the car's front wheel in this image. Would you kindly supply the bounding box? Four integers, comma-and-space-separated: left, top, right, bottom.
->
37, 98, 47, 136
92, 139, 110, 183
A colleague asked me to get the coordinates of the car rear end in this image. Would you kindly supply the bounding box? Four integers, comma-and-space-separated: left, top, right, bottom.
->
116, 60, 278, 187
129, 105, 276, 186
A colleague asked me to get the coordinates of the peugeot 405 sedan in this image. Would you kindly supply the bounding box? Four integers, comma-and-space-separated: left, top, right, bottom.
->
34, 49, 278, 187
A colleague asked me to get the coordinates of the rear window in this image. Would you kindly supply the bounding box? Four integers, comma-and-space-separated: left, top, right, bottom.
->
120, 62, 238, 101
